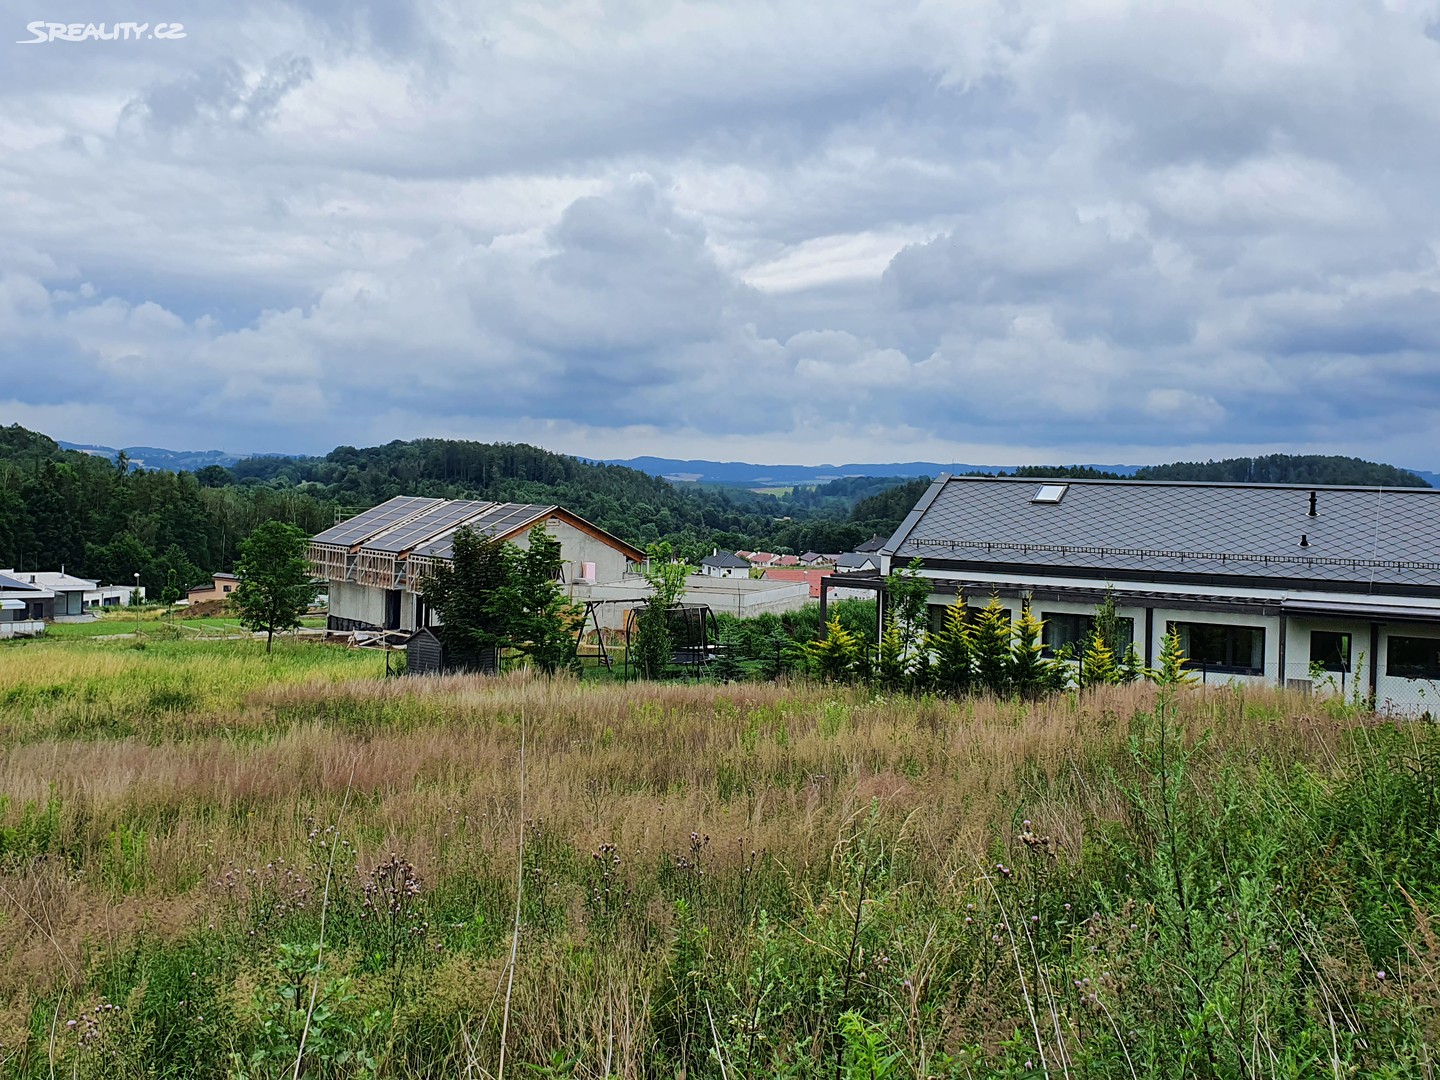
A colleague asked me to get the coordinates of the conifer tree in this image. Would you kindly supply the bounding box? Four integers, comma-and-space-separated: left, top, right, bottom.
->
499, 525, 582, 675
971, 593, 1013, 696
1151, 629, 1197, 685
885, 558, 931, 659
711, 621, 744, 683
1119, 642, 1146, 684
806, 615, 862, 682
421, 526, 515, 670
1079, 633, 1120, 687
1011, 603, 1064, 697
928, 596, 972, 697
875, 616, 908, 692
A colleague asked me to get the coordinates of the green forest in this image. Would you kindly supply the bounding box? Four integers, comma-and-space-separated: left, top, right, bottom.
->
0, 423, 1428, 593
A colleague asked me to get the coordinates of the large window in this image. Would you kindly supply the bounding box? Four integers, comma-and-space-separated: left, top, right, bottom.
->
1386, 635, 1440, 680
1309, 630, 1351, 673
1041, 612, 1133, 656
1168, 621, 1265, 675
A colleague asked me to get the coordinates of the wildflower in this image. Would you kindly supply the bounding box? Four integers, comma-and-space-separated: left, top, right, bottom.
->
1376, 970, 1387, 981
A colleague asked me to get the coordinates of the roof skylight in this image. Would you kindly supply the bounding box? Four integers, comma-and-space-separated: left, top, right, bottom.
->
1031, 484, 1068, 504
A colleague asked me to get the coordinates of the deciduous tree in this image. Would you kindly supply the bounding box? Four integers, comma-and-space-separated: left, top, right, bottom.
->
232, 520, 316, 653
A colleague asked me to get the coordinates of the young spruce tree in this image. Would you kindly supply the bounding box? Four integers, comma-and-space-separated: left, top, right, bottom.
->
806, 616, 862, 682
971, 593, 1013, 696
502, 526, 581, 675
420, 526, 515, 671
928, 595, 973, 697
1011, 603, 1064, 698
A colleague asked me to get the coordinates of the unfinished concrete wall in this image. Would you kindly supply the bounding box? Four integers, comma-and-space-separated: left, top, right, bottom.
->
329, 580, 387, 629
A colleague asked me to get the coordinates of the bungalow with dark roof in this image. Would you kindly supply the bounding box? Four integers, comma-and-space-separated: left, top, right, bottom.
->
823, 474, 1440, 710
700, 551, 751, 579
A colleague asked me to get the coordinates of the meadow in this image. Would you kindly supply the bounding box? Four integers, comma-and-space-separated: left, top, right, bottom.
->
0, 634, 1436, 1078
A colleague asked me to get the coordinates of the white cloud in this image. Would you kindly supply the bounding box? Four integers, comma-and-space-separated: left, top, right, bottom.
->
2, 0, 1440, 470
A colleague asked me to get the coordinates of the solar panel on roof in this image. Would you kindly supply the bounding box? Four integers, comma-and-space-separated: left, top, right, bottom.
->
413, 503, 554, 559
310, 496, 445, 547
362, 500, 497, 553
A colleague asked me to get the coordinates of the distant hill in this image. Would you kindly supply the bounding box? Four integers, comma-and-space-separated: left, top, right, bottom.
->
611, 455, 1437, 489
1133, 455, 1431, 488
50, 443, 1437, 489
604, 456, 1145, 485
7, 423, 1434, 591
56, 441, 280, 471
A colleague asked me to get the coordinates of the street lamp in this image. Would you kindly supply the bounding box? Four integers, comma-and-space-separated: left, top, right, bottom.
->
134, 572, 141, 634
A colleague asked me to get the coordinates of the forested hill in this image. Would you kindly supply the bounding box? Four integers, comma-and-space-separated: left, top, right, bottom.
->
1133, 454, 1429, 487
0, 424, 333, 596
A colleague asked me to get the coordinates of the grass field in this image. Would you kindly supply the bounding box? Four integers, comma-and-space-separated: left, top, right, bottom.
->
0, 634, 1437, 1078
37, 610, 328, 640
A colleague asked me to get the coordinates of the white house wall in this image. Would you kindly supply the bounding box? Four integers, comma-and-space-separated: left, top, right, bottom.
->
1375, 620, 1440, 710
508, 519, 631, 585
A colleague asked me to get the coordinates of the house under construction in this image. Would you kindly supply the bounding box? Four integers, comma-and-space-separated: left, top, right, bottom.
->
310, 496, 646, 632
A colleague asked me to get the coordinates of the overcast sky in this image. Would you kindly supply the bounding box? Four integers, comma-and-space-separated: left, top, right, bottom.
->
5, 1, 1440, 468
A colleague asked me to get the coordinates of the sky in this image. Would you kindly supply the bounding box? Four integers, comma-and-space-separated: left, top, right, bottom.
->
4, 1, 1440, 468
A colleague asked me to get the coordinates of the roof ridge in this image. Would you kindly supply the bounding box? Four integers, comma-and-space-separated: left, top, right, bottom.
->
942, 475, 1438, 494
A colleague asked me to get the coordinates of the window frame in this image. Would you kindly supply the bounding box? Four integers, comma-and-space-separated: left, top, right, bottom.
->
1309, 630, 1352, 674
1386, 635, 1440, 681
1040, 611, 1135, 657
1167, 620, 1266, 676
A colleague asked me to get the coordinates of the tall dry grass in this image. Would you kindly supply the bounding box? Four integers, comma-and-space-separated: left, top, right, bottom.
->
0, 637, 1431, 1077
0, 663, 1351, 990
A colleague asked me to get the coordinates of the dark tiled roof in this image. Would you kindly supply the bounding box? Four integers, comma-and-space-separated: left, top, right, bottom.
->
887, 476, 1440, 588
855, 534, 886, 552
836, 552, 878, 570
702, 552, 750, 569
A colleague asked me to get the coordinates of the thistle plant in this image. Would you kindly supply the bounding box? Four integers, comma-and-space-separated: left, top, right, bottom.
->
358, 853, 428, 996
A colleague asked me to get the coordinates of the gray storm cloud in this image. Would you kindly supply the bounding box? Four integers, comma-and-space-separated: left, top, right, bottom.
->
3, 0, 1440, 466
